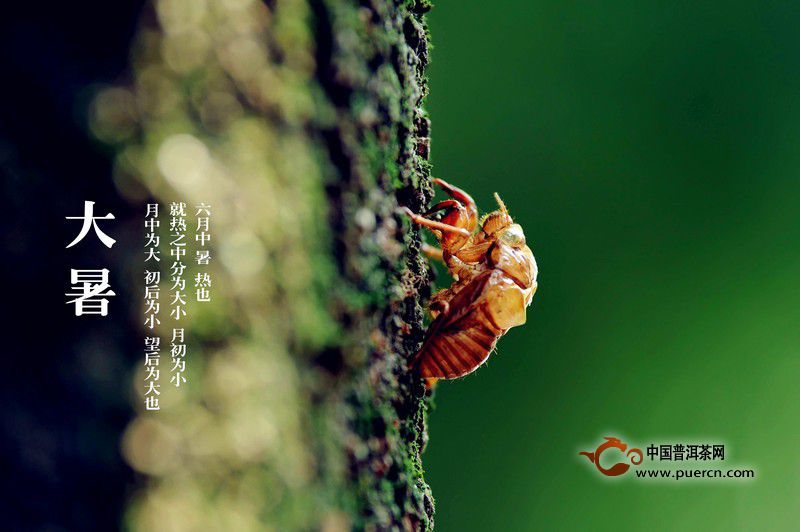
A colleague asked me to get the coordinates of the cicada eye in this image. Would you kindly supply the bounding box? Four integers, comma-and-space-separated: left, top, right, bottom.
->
501, 224, 526, 247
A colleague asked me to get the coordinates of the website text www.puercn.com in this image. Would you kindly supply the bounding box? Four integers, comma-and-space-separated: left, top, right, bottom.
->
635, 468, 755, 480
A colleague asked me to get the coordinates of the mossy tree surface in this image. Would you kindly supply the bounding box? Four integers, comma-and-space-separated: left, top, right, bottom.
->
96, 0, 438, 529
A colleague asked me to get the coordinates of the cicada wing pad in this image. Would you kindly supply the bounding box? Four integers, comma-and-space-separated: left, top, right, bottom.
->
414, 270, 528, 379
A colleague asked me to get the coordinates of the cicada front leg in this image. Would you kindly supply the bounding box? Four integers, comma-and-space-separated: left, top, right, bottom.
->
403, 177, 479, 257
401, 207, 470, 238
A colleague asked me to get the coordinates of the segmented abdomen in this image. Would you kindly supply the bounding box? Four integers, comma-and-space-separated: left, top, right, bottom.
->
416, 305, 502, 379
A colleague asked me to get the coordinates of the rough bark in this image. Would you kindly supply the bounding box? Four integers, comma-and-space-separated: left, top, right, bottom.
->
94, 0, 437, 529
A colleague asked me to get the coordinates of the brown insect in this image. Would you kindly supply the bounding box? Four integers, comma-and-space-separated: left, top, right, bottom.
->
403, 178, 538, 381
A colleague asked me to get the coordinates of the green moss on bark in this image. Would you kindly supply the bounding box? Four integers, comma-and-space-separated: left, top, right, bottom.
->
309, 0, 436, 528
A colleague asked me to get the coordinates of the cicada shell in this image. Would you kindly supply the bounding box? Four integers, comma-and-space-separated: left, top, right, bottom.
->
404, 179, 538, 380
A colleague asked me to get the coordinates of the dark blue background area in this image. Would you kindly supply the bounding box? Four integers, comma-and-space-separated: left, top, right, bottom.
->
0, 2, 143, 529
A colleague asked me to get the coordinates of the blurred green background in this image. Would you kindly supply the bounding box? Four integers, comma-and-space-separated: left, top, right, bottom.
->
424, 1, 800, 530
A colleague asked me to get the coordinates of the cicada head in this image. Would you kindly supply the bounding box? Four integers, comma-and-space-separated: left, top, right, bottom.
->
480, 193, 514, 237
480, 193, 530, 251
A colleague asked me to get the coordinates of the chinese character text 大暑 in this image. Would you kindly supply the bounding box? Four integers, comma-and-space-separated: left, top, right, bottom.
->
65, 201, 116, 316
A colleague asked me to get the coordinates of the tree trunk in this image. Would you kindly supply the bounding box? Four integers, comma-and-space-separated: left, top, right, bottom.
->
98, 0, 438, 529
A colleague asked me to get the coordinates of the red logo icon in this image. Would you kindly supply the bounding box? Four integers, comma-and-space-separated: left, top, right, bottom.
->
579, 437, 643, 477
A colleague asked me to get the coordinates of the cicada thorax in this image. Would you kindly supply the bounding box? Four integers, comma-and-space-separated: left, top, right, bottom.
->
488, 241, 538, 303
